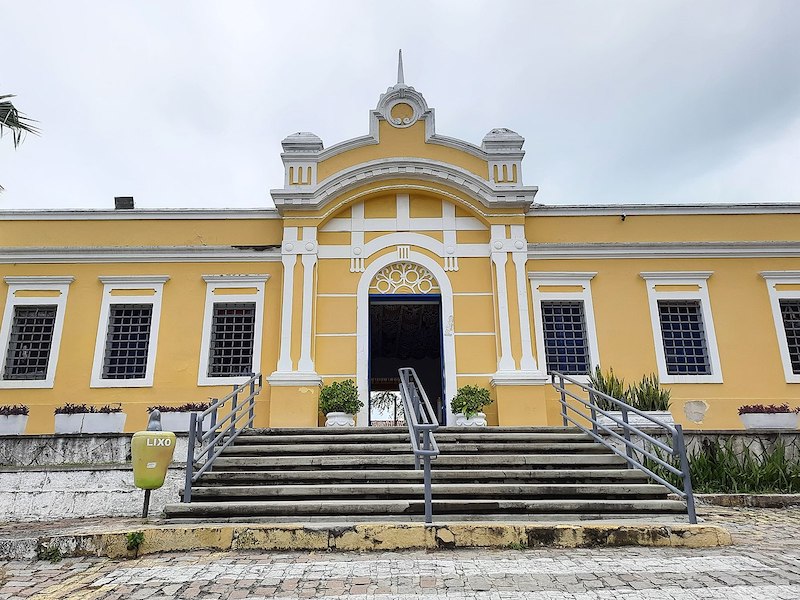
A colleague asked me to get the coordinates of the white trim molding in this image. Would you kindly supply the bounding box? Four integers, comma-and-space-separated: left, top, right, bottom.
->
90, 276, 169, 388
529, 272, 600, 385
198, 274, 270, 386
0, 208, 279, 221
761, 271, 800, 383
0, 275, 74, 389
530, 203, 800, 217
528, 241, 800, 260
0, 246, 282, 264
640, 271, 722, 384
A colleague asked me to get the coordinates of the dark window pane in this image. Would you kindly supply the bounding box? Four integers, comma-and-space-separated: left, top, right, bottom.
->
207, 302, 256, 377
780, 299, 800, 374
541, 300, 590, 375
657, 300, 711, 375
3, 305, 57, 380
102, 304, 153, 379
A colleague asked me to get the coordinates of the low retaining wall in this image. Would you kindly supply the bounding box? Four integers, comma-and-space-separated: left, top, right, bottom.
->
0, 466, 183, 521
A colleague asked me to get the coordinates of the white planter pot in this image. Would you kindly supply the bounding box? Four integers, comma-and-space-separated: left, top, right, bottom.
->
454, 412, 487, 427
81, 413, 126, 434
54, 414, 83, 434
325, 412, 355, 427
159, 411, 212, 433
740, 412, 799, 430
597, 411, 674, 431
0, 414, 28, 435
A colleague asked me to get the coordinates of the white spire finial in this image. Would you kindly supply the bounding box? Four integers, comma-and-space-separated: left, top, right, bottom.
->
397, 49, 405, 85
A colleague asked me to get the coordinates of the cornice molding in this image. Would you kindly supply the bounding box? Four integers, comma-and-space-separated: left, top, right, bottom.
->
528, 241, 800, 260
0, 209, 280, 221
0, 246, 282, 264
3, 275, 75, 286
272, 157, 537, 213
98, 275, 170, 285
529, 203, 800, 217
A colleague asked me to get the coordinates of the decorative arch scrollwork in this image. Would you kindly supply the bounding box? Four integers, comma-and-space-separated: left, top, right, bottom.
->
369, 262, 440, 295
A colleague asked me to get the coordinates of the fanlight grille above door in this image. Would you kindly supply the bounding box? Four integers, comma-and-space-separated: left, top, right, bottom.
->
369, 262, 440, 295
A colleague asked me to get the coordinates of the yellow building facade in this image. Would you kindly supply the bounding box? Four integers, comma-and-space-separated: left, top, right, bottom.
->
2, 67, 800, 434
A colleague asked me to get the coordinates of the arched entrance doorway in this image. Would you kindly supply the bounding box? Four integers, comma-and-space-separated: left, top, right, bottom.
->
356, 251, 456, 427
368, 262, 443, 425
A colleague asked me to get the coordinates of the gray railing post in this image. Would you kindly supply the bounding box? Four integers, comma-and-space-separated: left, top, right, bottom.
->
588, 391, 598, 435
183, 412, 198, 503
248, 377, 256, 424
674, 424, 697, 524
558, 374, 568, 426
621, 406, 634, 462
423, 430, 432, 525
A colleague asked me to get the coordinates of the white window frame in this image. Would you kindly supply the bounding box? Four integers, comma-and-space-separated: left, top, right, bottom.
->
90, 276, 169, 388
641, 271, 722, 384
0, 276, 74, 389
198, 274, 269, 386
761, 271, 800, 384
529, 272, 600, 384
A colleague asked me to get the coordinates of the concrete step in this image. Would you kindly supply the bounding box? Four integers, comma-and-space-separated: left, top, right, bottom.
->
163, 498, 688, 519
241, 426, 580, 436
234, 432, 594, 445
211, 453, 629, 471
219, 442, 608, 456
163, 513, 692, 524
188, 483, 670, 501
197, 468, 651, 485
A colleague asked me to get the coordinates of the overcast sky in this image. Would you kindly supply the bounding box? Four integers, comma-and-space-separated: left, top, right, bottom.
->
2, 1, 799, 210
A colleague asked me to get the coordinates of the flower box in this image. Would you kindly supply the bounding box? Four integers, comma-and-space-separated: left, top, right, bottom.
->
740, 412, 798, 430
0, 414, 28, 435
81, 412, 126, 434
597, 410, 674, 431
159, 411, 212, 433
454, 411, 487, 427
325, 411, 355, 427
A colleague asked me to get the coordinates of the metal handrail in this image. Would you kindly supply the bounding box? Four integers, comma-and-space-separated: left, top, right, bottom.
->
551, 371, 697, 524
182, 372, 263, 502
398, 367, 439, 524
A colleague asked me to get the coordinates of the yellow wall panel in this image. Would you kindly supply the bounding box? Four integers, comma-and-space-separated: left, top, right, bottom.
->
409, 195, 443, 218
453, 295, 495, 332
315, 336, 357, 376
455, 335, 497, 374
363, 195, 396, 219
316, 297, 357, 333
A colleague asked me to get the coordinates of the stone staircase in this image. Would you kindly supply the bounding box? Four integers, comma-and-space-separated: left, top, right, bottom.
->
163, 427, 689, 522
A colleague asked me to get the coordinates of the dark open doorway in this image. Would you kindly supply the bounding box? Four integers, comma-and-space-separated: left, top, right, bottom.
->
368, 295, 444, 425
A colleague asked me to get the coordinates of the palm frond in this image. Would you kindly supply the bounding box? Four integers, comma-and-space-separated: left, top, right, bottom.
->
0, 95, 40, 148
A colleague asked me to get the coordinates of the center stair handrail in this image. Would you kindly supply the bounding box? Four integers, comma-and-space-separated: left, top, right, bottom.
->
398, 367, 440, 524
551, 371, 697, 524
182, 372, 263, 503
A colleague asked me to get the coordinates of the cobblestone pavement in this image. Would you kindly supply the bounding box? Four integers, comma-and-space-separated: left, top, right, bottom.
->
1, 506, 799, 599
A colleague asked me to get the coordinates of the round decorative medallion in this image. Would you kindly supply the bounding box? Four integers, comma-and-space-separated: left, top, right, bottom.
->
389, 102, 415, 126
353, 247, 362, 255
515, 240, 524, 250
369, 262, 440, 295
493, 241, 503, 250
305, 242, 315, 251
284, 243, 294, 252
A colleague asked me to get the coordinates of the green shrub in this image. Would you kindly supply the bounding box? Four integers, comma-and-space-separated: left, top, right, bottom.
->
588, 366, 628, 411
319, 379, 363, 415
451, 385, 492, 418
646, 438, 800, 494
628, 374, 671, 412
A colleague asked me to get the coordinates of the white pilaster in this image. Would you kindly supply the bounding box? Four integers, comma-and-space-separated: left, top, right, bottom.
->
511, 226, 537, 372
491, 225, 516, 372
298, 227, 318, 373
275, 227, 298, 373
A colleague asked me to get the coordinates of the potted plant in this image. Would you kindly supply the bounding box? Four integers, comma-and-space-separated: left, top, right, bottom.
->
593, 369, 673, 430
738, 404, 799, 430
148, 402, 213, 433
451, 385, 492, 426
54, 403, 126, 434
0, 405, 29, 435
319, 379, 363, 427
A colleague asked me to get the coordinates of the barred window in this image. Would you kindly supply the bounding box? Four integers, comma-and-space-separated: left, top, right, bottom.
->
207, 302, 256, 377
780, 299, 800, 375
541, 300, 591, 375
102, 304, 153, 379
3, 305, 57, 381
657, 300, 711, 375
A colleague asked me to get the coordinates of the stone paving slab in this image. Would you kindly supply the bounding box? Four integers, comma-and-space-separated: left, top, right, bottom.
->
0, 505, 798, 599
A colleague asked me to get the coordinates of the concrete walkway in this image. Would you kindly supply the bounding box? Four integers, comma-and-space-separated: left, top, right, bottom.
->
0, 505, 798, 599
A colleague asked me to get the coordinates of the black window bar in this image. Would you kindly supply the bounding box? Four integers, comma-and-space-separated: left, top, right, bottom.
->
657, 300, 711, 375
3, 305, 57, 381
541, 300, 591, 376
780, 299, 800, 374
102, 303, 153, 379
207, 302, 256, 377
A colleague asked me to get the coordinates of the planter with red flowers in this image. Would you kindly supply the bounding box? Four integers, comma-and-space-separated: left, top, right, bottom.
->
738, 404, 799, 430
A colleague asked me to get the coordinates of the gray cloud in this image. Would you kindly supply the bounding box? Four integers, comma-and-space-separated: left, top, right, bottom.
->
1, 0, 799, 209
